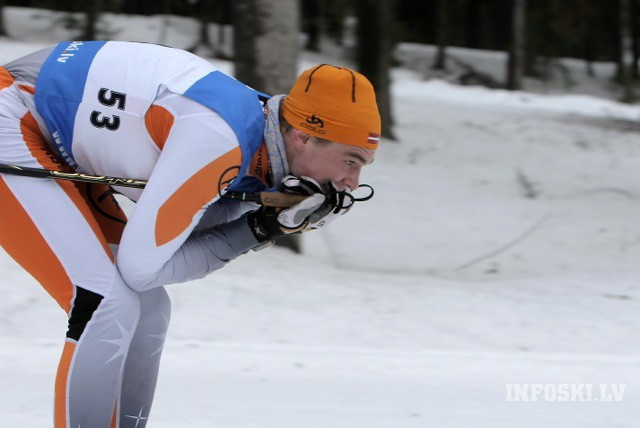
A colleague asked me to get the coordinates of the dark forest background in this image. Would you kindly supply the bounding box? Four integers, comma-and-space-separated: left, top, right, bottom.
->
0, 0, 631, 64
1, 1, 633, 61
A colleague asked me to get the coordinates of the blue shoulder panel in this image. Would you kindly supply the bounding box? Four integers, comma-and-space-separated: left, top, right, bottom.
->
183, 71, 266, 191
34, 41, 107, 167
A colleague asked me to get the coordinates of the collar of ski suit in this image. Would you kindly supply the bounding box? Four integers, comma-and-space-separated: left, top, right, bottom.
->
262, 94, 290, 188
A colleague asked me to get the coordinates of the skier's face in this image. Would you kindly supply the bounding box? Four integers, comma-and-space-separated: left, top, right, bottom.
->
288, 131, 375, 192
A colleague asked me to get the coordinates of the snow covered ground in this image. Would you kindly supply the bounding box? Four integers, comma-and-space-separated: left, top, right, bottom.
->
1, 7, 640, 427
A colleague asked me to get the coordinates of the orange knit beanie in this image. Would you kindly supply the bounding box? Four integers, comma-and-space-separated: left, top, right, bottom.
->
281, 64, 381, 150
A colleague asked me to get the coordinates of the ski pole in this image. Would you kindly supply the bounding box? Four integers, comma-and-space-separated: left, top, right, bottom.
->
0, 163, 147, 188
0, 163, 306, 208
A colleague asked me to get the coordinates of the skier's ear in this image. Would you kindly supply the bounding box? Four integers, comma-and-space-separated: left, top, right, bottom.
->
290, 128, 311, 150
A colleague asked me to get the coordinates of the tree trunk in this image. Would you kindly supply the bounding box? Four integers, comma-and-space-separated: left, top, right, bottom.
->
158, 0, 172, 46
0, 0, 6, 37
617, 0, 636, 102
212, 0, 233, 59
630, 0, 639, 80
302, 0, 323, 52
233, 0, 299, 95
355, 0, 396, 140
506, 0, 526, 90
432, 0, 447, 70
84, 0, 98, 41
199, 15, 212, 49
583, 21, 596, 77
465, 0, 481, 49
186, 0, 213, 55
215, 24, 228, 58
233, 0, 301, 252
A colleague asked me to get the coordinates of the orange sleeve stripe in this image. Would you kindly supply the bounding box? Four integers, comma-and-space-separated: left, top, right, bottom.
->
0, 67, 14, 90
55, 341, 76, 427
18, 84, 35, 95
145, 104, 174, 150
155, 146, 242, 246
20, 112, 115, 263
0, 176, 75, 313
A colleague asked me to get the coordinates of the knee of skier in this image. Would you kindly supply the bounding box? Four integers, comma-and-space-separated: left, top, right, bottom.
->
117, 260, 161, 293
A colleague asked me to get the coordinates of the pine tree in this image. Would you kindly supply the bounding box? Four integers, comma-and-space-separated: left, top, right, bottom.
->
233, 0, 299, 95
507, 0, 526, 90
355, 0, 396, 140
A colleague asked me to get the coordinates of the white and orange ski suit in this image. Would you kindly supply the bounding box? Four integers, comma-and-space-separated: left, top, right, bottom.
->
0, 41, 271, 427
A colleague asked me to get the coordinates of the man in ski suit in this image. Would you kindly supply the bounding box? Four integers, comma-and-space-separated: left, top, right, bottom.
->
0, 40, 380, 427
